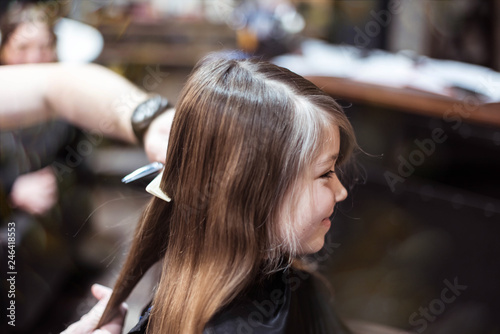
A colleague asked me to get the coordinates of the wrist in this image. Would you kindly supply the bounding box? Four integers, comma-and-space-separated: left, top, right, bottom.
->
143, 107, 175, 163
131, 94, 170, 146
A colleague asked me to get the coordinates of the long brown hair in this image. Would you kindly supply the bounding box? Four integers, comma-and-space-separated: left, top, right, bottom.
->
98, 52, 357, 333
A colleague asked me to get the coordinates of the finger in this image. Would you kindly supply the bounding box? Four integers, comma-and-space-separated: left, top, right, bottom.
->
63, 297, 110, 333
61, 321, 80, 334
60, 288, 118, 334
98, 303, 128, 334
91, 284, 112, 301
98, 321, 123, 334
80, 296, 111, 331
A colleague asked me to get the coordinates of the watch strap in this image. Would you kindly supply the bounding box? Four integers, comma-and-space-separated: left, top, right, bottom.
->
131, 94, 170, 145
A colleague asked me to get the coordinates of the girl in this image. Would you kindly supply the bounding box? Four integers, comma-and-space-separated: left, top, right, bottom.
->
98, 52, 358, 334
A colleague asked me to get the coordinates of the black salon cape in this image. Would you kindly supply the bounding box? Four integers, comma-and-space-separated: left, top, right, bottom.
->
128, 269, 351, 334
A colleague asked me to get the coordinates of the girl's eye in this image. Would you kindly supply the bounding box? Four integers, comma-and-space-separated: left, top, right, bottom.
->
320, 170, 335, 179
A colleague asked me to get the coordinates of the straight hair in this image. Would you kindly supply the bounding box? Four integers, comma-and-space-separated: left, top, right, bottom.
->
98, 53, 357, 333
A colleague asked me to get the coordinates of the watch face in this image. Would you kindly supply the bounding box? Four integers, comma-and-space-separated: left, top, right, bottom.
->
132, 95, 170, 144
133, 97, 161, 122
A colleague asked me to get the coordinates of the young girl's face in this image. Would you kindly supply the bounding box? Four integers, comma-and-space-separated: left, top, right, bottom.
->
285, 125, 348, 255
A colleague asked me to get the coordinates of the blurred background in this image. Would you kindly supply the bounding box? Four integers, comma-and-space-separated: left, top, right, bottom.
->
0, 0, 499, 333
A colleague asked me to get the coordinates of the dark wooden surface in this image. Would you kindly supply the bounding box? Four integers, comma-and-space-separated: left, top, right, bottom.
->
307, 76, 500, 128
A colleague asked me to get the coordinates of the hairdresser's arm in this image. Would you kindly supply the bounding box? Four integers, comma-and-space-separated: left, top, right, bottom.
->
0, 63, 147, 143
0, 63, 170, 162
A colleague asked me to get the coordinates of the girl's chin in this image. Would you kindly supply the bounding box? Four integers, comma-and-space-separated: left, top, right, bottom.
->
300, 237, 327, 255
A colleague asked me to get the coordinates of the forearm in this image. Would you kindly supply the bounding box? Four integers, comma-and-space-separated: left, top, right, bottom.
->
0, 63, 149, 144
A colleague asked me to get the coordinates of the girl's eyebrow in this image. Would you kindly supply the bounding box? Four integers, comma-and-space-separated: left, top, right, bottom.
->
316, 154, 339, 167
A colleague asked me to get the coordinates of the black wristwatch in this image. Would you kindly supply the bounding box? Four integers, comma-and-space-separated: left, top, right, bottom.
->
131, 94, 170, 145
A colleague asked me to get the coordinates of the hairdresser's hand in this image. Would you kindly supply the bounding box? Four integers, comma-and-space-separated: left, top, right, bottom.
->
10, 166, 58, 216
144, 108, 175, 163
61, 284, 127, 334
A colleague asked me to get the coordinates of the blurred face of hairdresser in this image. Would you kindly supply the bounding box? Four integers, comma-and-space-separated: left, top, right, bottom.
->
1, 21, 56, 64
286, 125, 348, 255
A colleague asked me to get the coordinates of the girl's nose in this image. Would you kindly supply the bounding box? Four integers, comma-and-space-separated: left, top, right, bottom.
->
334, 177, 348, 203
